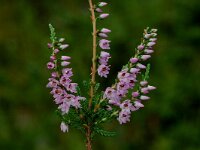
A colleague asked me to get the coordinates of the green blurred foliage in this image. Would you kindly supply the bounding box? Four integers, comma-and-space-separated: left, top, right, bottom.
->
0, 0, 199, 149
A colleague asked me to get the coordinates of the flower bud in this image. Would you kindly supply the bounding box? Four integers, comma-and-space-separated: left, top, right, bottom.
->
149, 38, 157, 42
144, 34, 151, 39
95, 8, 103, 13
60, 44, 69, 50
144, 49, 154, 54
101, 28, 111, 33
137, 44, 145, 50
59, 38, 65, 42
137, 63, 146, 69
151, 29, 158, 32
130, 68, 140, 74
61, 61, 70, 66
99, 13, 109, 19
140, 81, 148, 86
130, 57, 138, 63
54, 49, 59, 54
141, 87, 149, 94
98, 2, 108, 7
132, 91, 139, 97
50, 55, 56, 61
147, 85, 156, 90
60, 122, 68, 133
47, 43, 52, 48
134, 101, 144, 108
141, 55, 151, 61
61, 56, 71, 61
147, 42, 156, 47
98, 33, 108, 38
140, 95, 150, 100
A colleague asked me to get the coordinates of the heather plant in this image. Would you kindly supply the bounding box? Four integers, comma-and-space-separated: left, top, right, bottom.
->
46, 1, 157, 150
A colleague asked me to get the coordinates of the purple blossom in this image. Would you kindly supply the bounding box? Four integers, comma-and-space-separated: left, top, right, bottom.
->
99, 39, 111, 49
62, 68, 73, 78
117, 110, 131, 124
97, 64, 110, 78
99, 51, 110, 65
144, 49, 154, 54
60, 122, 69, 132
132, 91, 139, 98
47, 62, 55, 70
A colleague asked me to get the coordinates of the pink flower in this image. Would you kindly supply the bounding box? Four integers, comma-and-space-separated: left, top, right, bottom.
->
67, 83, 77, 93
54, 49, 59, 54
60, 122, 69, 132
47, 43, 52, 48
59, 102, 70, 114
99, 39, 111, 49
62, 68, 73, 78
141, 87, 149, 94
97, 64, 110, 78
99, 51, 110, 65
117, 110, 131, 124
47, 62, 55, 69
46, 78, 59, 88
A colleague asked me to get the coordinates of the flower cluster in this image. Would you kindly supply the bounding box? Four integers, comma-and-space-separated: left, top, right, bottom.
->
46, 26, 85, 132
104, 28, 157, 124
96, 2, 111, 78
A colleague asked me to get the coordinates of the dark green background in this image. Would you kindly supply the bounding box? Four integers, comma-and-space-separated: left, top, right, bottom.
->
0, 0, 199, 149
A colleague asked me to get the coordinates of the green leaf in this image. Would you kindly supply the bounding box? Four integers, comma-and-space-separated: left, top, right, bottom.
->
49, 24, 56, 43
95, 127, 116, 137
143, 63, 151, 81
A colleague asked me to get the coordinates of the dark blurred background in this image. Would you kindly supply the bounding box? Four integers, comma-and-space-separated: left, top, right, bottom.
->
0, 0, 200, 149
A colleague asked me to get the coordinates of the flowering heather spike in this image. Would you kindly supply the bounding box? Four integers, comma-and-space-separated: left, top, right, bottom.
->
46, 1, 158, 148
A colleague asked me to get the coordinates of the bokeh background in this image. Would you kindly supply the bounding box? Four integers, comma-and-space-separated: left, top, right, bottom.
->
0, 0, 199, 149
